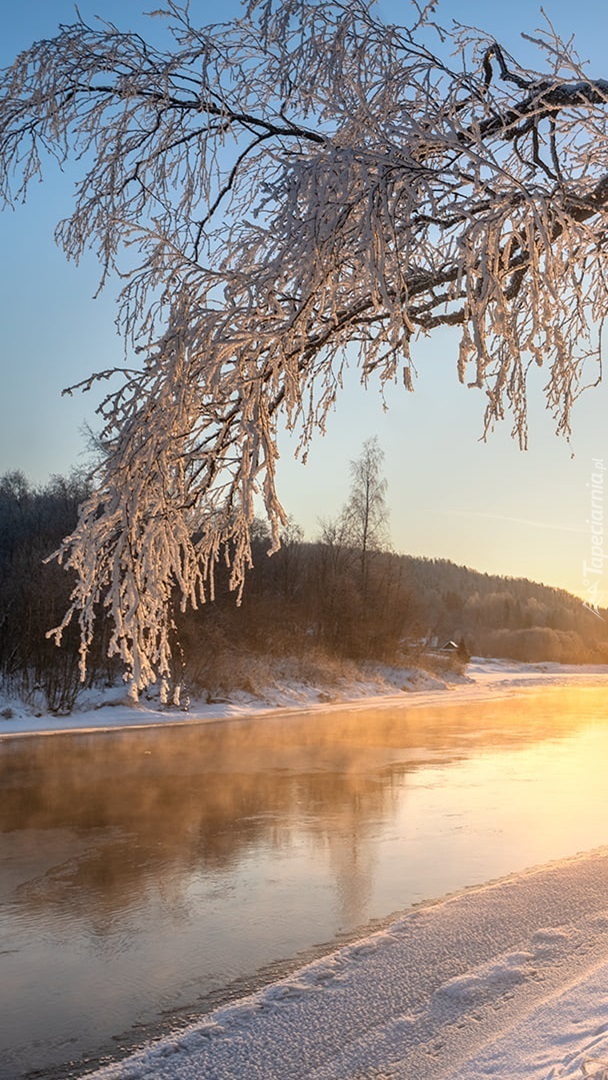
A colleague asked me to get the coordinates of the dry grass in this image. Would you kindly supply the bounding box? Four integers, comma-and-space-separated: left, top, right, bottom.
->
184, 645, 361, 700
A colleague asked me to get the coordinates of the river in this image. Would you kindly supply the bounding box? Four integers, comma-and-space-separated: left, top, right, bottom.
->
1, 685, 608, 1078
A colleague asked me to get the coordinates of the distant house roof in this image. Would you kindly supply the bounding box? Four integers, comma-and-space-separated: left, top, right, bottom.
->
440, 640, 459, 651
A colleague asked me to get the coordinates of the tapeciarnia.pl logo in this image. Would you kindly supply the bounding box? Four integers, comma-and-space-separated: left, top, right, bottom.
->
582, 458, 606, 620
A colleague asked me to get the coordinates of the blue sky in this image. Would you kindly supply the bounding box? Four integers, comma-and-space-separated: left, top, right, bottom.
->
1, 0, 608, 602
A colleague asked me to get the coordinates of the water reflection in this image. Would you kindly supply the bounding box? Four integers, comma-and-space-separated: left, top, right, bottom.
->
1, 686, 607, 1078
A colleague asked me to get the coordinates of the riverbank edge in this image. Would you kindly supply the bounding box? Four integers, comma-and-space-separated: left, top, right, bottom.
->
2, 658, 608, 740
83, 843, 608, 1080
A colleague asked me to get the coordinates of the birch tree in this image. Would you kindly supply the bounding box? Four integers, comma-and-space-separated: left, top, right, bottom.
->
1, 0, 607, 692
342, 437, 390, 596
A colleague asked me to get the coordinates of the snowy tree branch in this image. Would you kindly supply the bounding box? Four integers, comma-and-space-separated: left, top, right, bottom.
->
2, 0, 608, 691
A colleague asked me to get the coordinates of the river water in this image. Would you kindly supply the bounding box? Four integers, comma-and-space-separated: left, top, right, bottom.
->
2, 685, 608, 1079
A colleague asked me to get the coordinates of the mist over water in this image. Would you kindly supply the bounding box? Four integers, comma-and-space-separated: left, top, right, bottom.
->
2, 687, 608, 1078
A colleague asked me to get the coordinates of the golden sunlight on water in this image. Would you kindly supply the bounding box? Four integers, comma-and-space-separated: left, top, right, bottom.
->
1, 686, 607, 1078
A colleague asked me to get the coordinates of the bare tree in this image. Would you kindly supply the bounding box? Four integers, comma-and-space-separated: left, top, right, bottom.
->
1, 0, 607, 691
342, 437, 390, 595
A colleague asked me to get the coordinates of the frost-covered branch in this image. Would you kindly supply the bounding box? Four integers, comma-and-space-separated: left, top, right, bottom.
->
2, 0, 608, 691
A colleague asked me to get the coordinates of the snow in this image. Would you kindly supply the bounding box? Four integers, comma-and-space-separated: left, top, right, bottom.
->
6, 4, 607, 695
1, 657, 607, 740
83, 846, 608, 1079
4, 660, 608, 1079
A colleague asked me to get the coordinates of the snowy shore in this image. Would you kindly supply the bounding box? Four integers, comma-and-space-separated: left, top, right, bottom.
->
1, 657, 608, 739
85, 846, 608, 1080
4, 661, 608, 1078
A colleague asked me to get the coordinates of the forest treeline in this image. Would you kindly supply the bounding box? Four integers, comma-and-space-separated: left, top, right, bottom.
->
1, 468, 607, 712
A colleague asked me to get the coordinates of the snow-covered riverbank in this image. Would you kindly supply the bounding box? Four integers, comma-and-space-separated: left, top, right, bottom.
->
86, 846, 608, 1079
75, 663, 608, 1080
1, 657, 608, 739
4, 661, 608, 1079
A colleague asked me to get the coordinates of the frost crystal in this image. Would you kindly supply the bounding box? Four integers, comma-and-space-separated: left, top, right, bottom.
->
1, 1, 607, 687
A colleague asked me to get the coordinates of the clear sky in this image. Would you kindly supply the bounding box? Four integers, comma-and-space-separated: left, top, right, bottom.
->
1, 0, 608, 603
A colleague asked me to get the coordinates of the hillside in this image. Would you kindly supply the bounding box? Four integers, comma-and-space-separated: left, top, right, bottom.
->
399, 553, 608, 663
1, 470, 607, 711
